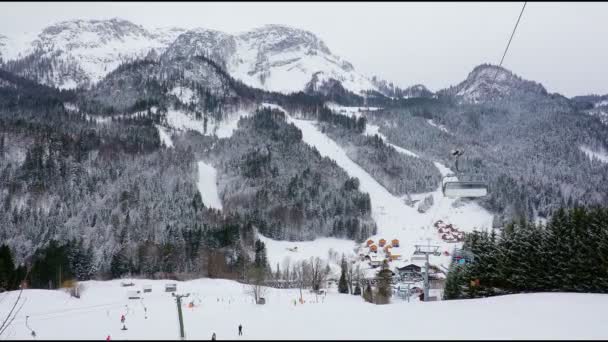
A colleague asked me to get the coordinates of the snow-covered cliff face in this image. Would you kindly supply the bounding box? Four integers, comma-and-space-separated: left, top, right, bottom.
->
1, 19, 376, 94
163, 24, 376, 95
440, 64, 548, 104
161, 28, 237, 68
0, 18, 185, 89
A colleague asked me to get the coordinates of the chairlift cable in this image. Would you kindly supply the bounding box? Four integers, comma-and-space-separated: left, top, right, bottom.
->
493, 2, 528, 83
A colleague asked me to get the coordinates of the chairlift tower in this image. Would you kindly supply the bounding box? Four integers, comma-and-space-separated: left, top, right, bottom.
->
413, 241, 441, 302
172, 292, 190, 340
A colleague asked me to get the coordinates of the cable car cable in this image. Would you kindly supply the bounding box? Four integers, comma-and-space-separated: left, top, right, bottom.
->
493, 2, 527, 82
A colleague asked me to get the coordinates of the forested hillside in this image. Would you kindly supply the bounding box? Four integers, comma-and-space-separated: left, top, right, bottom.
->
205, 107, 376, 242
365, 86, 608, 226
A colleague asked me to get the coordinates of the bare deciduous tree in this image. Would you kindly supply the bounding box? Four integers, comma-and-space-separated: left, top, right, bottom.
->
246, 267, 267, 304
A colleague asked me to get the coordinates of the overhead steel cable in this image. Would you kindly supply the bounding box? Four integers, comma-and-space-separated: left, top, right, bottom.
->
493, 1, 528, 83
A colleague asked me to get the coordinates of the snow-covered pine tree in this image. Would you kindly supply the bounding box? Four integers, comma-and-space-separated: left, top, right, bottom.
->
338, 254, 348, 294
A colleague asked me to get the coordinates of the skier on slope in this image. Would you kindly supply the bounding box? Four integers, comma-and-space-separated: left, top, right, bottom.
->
106, 335, 111, 341
238, 324, 243, 336
121, 314, 125, 324
211, 332, 216, 340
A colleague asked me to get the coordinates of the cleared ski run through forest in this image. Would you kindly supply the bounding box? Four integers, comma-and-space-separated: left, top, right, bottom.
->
257, 104, 494, 271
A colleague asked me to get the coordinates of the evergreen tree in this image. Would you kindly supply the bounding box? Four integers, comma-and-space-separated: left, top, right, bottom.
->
338, 254, 349, 294
110, 248, 130, 279
0, 245, 15, 290
253, 239, 269, 274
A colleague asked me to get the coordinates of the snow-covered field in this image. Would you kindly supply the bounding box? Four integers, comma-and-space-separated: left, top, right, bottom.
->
165, 108, 249, 139
1, 278, 606, 340
258, 234, 358, 268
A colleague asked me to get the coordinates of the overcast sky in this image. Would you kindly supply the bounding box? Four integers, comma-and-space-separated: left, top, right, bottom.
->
1, 2, 607, 96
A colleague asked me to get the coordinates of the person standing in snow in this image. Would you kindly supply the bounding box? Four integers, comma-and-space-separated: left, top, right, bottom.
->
211, 332, 216, 340
121, 314, 125, 324
238, 324, 243, 336
106, 335, 111, 341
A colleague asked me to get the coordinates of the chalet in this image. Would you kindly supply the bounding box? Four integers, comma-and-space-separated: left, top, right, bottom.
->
165, 283, 177, 292
367, 253, 384, 267
387, 247, 402, 260
427, 265, 444, 275
397, 264, 422, 278
369, 244, 378, 252
143, 285, 152, 293
366, 239, 374, 247
379, 239, 387, 247
391, 239, 400, 247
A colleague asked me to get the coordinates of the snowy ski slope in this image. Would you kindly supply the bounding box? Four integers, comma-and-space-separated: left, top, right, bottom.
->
259, 103, 492, 272
0, 278, 606, 340
196, 161, 223, 211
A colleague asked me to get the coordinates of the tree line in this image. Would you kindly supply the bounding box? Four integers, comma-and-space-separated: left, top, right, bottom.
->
444, 206, 608, 299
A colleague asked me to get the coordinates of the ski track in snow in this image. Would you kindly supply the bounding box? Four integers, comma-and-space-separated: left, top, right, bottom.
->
1, 278, 606, 340
197, 161, 223, 211
258, 103, 493, 273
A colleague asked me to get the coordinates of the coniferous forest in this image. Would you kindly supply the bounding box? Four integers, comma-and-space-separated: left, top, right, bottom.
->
444, 207, 608, 299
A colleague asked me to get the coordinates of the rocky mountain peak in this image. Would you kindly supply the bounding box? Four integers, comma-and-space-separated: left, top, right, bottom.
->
444, 63, 547, 103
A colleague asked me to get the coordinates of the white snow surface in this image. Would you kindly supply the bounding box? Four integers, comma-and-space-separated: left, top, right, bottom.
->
228, 26, 376, 95
325, 103, 382, 118
1, 278, 606, 340
169, 86, 197, 105
165, 108, 249, 139
3, 21, 378, 94
594, 99, 608, 108
155, 125, 174, 148
1, 19, 185, 88
580, 145, 608, 163
196, 161, 223, 211
258, 234, 358, 268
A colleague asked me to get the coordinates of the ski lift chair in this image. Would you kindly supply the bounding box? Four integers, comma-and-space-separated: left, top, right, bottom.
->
441, 149, 488, 198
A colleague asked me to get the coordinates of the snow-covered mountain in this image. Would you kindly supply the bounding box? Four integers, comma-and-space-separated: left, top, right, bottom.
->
162, 24, 376, 95
0, 18, 185, 89
440, 64, 548, 103
1, 19, 377, 94
370, 76, 436, 99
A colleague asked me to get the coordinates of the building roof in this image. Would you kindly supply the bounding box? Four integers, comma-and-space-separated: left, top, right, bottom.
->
397, 263, 422, 271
